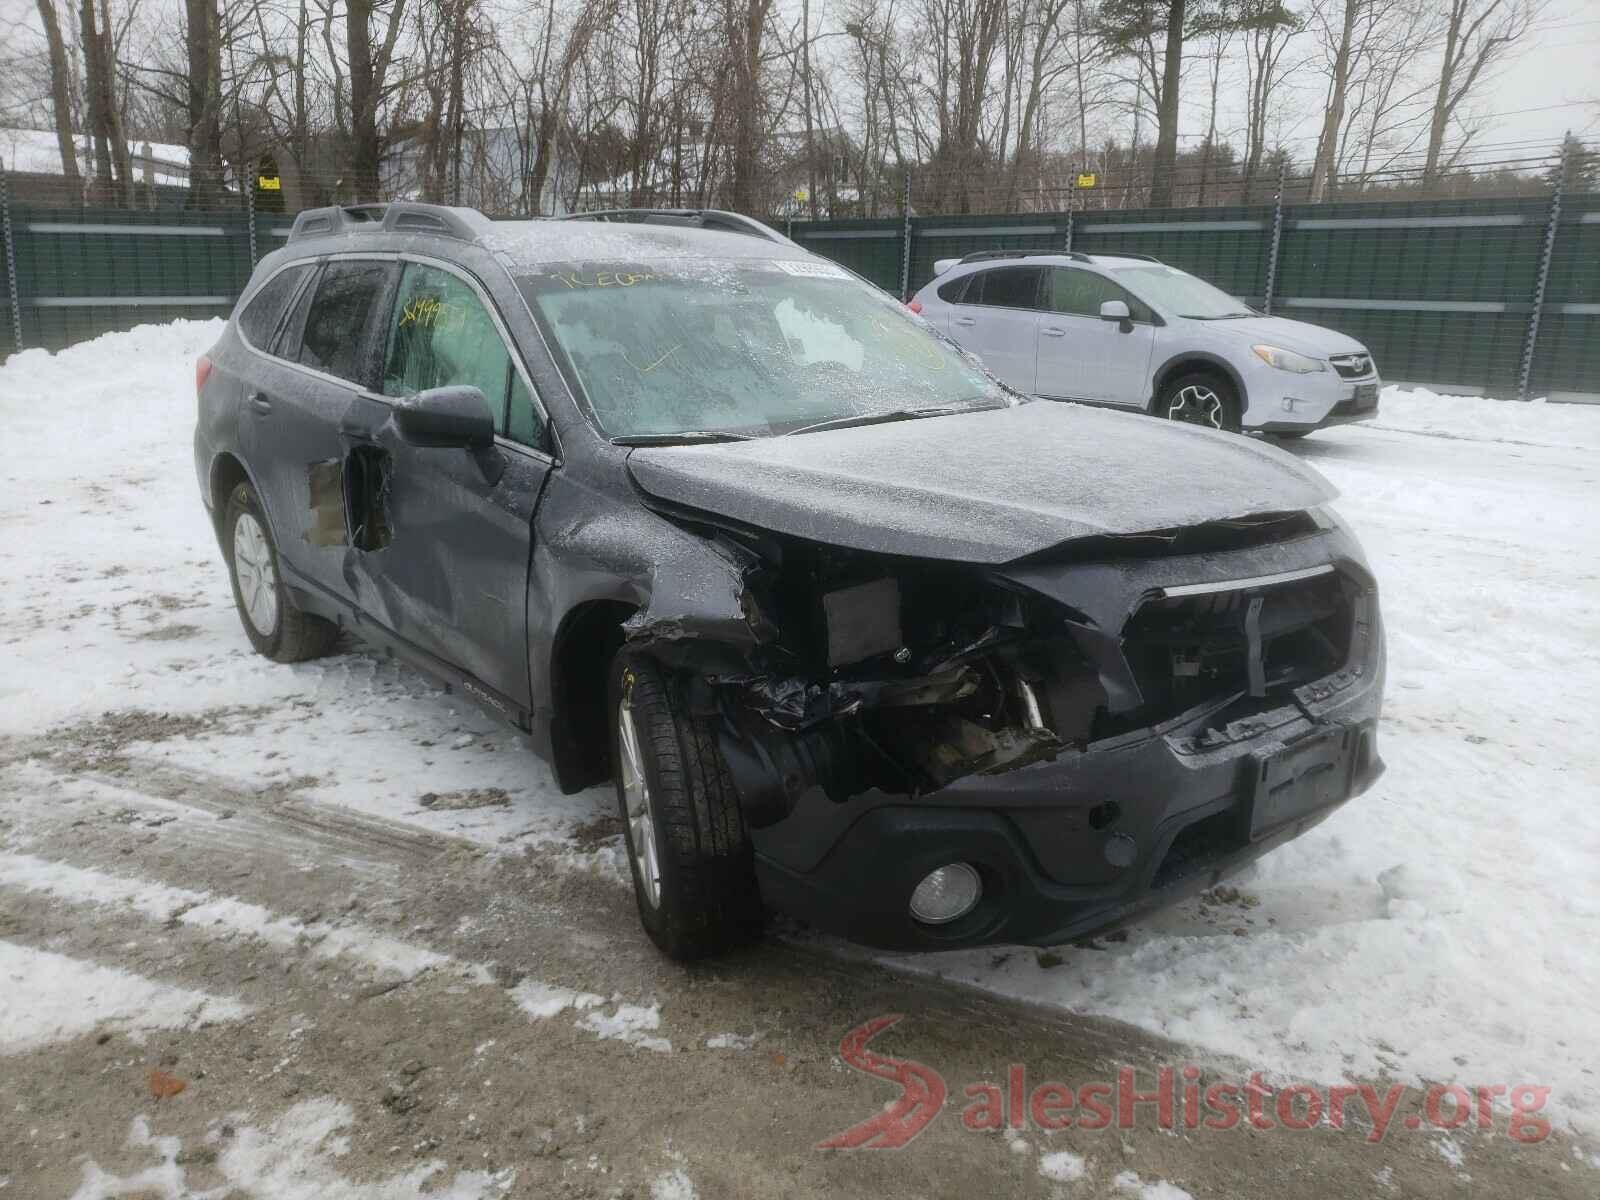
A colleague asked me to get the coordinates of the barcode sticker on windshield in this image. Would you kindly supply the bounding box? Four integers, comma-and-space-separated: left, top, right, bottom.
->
774, 259, 851, 279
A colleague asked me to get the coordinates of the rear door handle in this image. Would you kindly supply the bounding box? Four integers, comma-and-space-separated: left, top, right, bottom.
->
1042, 326, 1067, 338
953, 316, 977, 327
249, 393, 273, 415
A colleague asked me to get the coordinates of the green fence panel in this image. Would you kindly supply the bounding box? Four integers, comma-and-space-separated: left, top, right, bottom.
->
1072, 205, 1273, 299
788, 219, 902, 291
5, 195, 1594, 397
906, 213, 1065, 293
1277, 196, 1547, 302
1531, 194, 1600, 398
1277, 305, 1530, 394
1271, 196, 1552, 396
13, 205, 254, 351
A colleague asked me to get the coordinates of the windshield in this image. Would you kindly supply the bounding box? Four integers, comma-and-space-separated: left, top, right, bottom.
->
517, 259, 1009, 439
1111, 265, 1254, 320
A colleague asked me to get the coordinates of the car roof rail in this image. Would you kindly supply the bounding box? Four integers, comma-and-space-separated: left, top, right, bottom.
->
1100, 251, 1163, 263
957, 250, 1030, 266
957, 249, 1108, 267
286, 201, 493, 244
562, 208, 794, 246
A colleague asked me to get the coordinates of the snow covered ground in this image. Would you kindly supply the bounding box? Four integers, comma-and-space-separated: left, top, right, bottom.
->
2, 320, 1598, 1156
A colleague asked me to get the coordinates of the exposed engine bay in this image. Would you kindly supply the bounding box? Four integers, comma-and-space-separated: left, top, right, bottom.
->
652, 513, 1368, 831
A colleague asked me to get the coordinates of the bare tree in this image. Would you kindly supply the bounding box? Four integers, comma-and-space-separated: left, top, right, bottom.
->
1241, 1, 1303, 201
35, 0, 80, 185
1420, 0, 1543, 186
920, 0, 1007, 211
81, 0, 134, 202
346, 0, 407, 200
185, 0, 225, 206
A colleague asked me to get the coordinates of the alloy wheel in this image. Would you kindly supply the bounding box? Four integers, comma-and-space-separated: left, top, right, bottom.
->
232, 512, 280, 636
1166, 384, 1226, 429
618, 696, 662, 909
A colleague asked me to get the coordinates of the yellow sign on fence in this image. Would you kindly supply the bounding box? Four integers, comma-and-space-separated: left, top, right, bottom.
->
1076, 173, 1097, 189
257, 176, 282, 191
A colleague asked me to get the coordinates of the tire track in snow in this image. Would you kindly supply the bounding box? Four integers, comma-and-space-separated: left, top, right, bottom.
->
0, 851, 673, 1054
0, 852, 475, 985
0, 940, 249, 1055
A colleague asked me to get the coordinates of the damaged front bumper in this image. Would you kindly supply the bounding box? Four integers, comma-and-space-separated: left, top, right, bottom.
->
679, 515, 1387, 952
751, 670, 1382, 951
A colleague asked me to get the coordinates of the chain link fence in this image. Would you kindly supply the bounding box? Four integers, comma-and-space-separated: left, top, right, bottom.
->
2, 158, 1596, 400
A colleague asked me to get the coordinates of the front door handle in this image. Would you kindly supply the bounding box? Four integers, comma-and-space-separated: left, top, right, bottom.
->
249, 393, 273, 415
1041, 326, 1067, 338
953, 316, 977, 327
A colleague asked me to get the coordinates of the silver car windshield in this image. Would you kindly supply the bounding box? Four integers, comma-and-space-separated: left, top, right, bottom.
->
1112, 265, 1255, 320
517, 259, 1008, 439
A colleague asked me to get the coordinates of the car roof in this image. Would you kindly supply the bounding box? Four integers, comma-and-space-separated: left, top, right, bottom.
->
485, 219, 810, 270
270, 202, 810, 273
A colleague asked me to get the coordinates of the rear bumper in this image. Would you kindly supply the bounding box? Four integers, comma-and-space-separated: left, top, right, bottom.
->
752, 642, 1385, 952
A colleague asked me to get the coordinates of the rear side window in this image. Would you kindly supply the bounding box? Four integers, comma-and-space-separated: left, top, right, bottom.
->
973, 266, 1043, 310
1049, 268, 1153, 322
299, 260, 397, 385
937, 274, 972, 303
237, 264, 311, 350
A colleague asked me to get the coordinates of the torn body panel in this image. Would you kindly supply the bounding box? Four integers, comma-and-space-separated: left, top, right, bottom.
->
612, 509, 1383, 951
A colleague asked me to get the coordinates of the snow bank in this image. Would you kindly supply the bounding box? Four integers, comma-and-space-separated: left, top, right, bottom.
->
1375, 385, 1600, 450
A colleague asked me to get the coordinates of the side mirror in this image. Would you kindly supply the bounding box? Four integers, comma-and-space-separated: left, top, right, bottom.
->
1099, 300, 1132, 322
394, 385, 496, 450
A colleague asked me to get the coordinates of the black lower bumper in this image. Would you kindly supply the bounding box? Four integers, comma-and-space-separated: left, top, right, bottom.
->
751, 685, 1384, 951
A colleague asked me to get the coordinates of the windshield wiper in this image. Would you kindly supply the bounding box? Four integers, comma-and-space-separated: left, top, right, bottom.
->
610, 430, 756, 446
782, 403, 988, 438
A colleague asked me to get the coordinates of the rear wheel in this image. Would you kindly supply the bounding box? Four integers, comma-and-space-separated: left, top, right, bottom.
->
610, 652, 763, 960
1158, 372, 1241, 433
223, 481, 339, 663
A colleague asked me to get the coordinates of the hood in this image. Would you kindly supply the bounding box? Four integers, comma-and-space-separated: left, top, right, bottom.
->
625, 402, 1337, 564
1196, 315, 1369, 358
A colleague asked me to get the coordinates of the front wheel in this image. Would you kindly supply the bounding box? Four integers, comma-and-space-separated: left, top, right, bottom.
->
610, 652, 763, 960
1158, 373, 1241, 433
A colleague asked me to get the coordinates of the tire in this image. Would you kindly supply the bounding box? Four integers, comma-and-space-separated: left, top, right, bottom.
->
610, 652, 763, 960
1157, 372, 1242, 433
222, 480, 339, 663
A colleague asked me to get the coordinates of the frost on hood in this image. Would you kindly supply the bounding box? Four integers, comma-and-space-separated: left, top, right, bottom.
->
628, 400, 1337, 565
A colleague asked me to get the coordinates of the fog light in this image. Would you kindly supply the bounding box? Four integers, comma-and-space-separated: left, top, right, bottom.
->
909, 863, 982, 925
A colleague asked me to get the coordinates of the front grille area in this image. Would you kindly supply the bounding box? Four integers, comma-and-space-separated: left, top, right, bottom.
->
1329, 353, 1374, 379
1330, 384, 1379, 418
1116, 570, 1355, 728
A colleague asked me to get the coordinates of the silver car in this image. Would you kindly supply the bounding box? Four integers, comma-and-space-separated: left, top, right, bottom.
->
910, 251, 1381, 436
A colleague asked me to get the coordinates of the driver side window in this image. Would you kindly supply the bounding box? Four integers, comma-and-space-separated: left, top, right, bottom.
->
1049, 268, 1152, 322
383, 263, 546, 449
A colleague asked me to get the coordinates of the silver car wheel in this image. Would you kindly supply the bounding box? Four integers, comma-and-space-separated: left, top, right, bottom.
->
232, 512, 280, 636
1167, 384, 1225, 429
618, 696, 662, 909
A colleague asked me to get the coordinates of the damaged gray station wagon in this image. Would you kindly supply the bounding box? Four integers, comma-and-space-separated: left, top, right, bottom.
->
195, 202, 1385, 960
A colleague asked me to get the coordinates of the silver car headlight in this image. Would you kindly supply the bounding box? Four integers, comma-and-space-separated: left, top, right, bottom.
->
1251, 344, 1326, 373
